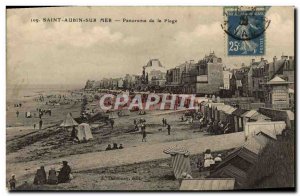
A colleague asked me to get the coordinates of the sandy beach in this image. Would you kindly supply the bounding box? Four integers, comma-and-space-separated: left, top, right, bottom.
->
6, 87, 245, 190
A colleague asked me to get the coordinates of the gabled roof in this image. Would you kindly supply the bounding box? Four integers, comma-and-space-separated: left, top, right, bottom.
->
217, 105, 237, 114
266, 76, 293, 85
244, 134, 269, 154
256, 131, 277, 140
232, 108, 248, 116
213, 145, 258, 171
250, 113, 271, 121
180, 178, 235, 191
241, 110, 258, 118
210, 164, 247, 186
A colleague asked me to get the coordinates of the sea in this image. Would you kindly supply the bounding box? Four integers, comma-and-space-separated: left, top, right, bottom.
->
6, 84, 83, 103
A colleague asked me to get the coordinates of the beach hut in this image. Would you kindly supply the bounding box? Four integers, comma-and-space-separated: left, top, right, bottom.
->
60, 113, 78, 127
241, 110, 271, 127
163, 146, 191, 179
180, 178, 235, 191
210, 133, 270, 188
77, 123, 93, 141
232, 108, 248, 132
244, 121, 286, 140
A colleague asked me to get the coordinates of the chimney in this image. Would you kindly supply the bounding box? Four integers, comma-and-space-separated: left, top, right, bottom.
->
273, 56, 277, 62
251, 59, 255, 64
261, 57, 264, 62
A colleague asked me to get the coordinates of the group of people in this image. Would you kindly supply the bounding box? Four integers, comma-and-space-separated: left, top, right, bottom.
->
14, 103, 22, 108
197, 149, 223, 171
105, 143, 123, 150
132, 118, 149, 142
201, 119, 232, 135
33, 161, 72, 185
36, 108, 52, 119
32, 119, 44, 130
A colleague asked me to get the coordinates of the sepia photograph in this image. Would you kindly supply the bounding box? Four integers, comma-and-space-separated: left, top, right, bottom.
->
6, 6, 295, 191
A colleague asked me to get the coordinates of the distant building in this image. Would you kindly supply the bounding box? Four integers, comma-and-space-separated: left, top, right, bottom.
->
249, 58, 269, 101
143, 59, 166, 89
230, 70, 244, 97
166, 61, 191, 93
268, 55, 294, 89
222, 69, 232, 90
193, 52, 224, 95
247, 55, 294, 101
84, 80, 95, 90
265, 76, 293, 110
123, 74, 138, 89
166, 52, 224, 95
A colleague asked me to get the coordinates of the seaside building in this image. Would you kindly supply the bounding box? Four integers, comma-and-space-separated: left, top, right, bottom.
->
166, 52, 224, 95
142, 59, 167, 90
265, 76, 293, 110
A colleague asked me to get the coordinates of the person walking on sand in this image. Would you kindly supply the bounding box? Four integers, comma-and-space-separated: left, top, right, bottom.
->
167, 124, 171, 135
16, 111, 19, 118
39, 119, 43, 130
33, 124, 36, 130
162, 118, 165, 127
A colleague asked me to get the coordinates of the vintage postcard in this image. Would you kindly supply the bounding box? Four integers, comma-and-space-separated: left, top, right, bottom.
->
6, 6, 295, 191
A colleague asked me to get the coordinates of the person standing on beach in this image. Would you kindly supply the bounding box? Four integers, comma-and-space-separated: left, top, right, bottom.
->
33, 124, 36, 129
142, 130, 147, 142
16, 111, 19, 118
141, 124, 147, 142
39, 119, 43, 130
167, 124, 171, 135
9, 174, 16, 190
110, 119, 114, 130
162, 118, 165, 127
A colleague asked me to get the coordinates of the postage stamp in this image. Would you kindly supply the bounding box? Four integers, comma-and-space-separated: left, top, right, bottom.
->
222, 6, 270, 56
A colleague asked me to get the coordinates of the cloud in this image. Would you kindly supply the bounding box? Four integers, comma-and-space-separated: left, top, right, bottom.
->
266, 12, 294, 45
175, 22, 223, 46
122, 36, 141, 45
7, 15, 124, 48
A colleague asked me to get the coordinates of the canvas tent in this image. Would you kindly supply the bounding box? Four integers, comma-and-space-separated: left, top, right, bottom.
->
163, 146, 191, 179
77, 123, 93, 141
60, 113, 79, 127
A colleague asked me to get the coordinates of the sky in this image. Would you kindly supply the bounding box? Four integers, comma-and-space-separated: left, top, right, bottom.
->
7, 6, 294, 86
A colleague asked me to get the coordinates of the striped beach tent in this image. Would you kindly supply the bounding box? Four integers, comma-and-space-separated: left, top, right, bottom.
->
163, 146, 191, 179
